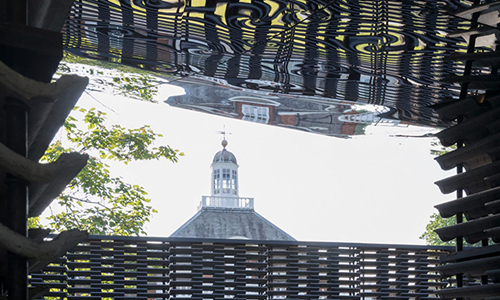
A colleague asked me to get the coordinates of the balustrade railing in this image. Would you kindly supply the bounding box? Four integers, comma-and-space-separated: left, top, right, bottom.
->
199, 196, 254, 210
30, 236, 455, 299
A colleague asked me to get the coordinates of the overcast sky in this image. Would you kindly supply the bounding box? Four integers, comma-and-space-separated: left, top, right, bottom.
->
53, 83, 455, 245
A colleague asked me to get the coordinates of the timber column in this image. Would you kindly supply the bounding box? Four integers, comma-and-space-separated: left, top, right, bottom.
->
3, 2, 29, 299
0, 1, 63, 299
4, 98, 29, 300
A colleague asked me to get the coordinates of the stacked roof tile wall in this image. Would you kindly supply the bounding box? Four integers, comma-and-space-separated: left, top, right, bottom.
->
31, 236, 455, 299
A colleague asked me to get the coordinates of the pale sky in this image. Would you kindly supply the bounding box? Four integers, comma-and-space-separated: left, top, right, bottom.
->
55, 82, 455, 245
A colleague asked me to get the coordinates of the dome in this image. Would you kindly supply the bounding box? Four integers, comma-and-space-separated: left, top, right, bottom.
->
213, 149, 238, 164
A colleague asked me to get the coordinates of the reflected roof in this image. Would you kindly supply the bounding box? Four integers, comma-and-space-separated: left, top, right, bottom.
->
62, 0, 492, 130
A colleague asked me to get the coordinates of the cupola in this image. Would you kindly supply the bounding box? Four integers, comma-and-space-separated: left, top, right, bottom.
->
212, 140, 238, 164
211, 139, 239, 197
170, 139, 295, 241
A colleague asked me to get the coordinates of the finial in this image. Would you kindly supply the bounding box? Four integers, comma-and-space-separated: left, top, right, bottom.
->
216, 125, 231, 147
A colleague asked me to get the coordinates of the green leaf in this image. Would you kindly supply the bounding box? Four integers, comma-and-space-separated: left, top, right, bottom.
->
41, 99, 182, 236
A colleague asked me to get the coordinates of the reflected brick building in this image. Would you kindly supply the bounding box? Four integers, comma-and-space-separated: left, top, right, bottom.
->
166, 78, 407, 138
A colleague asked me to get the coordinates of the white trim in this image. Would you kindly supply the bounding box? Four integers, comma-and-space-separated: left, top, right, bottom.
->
229, 96, 281, 106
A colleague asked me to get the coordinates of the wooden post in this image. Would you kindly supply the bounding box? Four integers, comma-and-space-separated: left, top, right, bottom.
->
4, 97, 29, 300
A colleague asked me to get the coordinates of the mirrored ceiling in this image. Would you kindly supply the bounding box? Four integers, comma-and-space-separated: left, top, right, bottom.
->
62, 0, 492, 134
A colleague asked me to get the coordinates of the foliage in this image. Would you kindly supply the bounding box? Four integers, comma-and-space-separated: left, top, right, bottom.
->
37, 107, 183, 235
110, 75, 157, 102
34, 52, 184, 235
423, 140, 492, 246
420, 213, 486, 247
420, 213, 456, 246
61, 51, 171, 78
420, 142, 460, 246
354, 123, 368, 135
429, 141, 456, 156
58, 52, 172, 102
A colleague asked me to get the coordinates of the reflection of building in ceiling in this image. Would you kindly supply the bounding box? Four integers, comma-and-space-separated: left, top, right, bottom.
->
61, 0, 490, 129
171, 140, 295, 241
230, 96, 280, 124
166, 78, 416, 137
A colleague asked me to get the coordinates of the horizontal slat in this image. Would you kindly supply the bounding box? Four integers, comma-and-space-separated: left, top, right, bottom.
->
434, 213, 500, 243
31, 237, 451, 299
435, 95, 488, 122
440, 244, 500, 264
446, 52, 500, 68
435, 105, 500, 147
435, 132, 500, 171
435, 160, 500, 194
436, 282, 500, 300
437, 255, 500, 277
435, 186, 500, 219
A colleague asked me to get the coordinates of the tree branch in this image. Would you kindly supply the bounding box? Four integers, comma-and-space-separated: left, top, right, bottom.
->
62, 196, 83, 229
77, 197, 111, 209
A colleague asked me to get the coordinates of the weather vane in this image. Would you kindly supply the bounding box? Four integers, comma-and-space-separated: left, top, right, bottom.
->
216, 125, 232, 148
216, 125, 232, 140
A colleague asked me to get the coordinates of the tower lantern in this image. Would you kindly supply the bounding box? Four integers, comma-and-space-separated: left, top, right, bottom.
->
211, 139, 239, 197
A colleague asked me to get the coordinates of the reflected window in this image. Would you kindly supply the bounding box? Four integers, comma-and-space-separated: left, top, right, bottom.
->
242, 105, 269, 123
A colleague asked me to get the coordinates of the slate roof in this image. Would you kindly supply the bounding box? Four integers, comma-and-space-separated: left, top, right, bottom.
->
170, 208, 295, 241
213, 148, 238, 164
